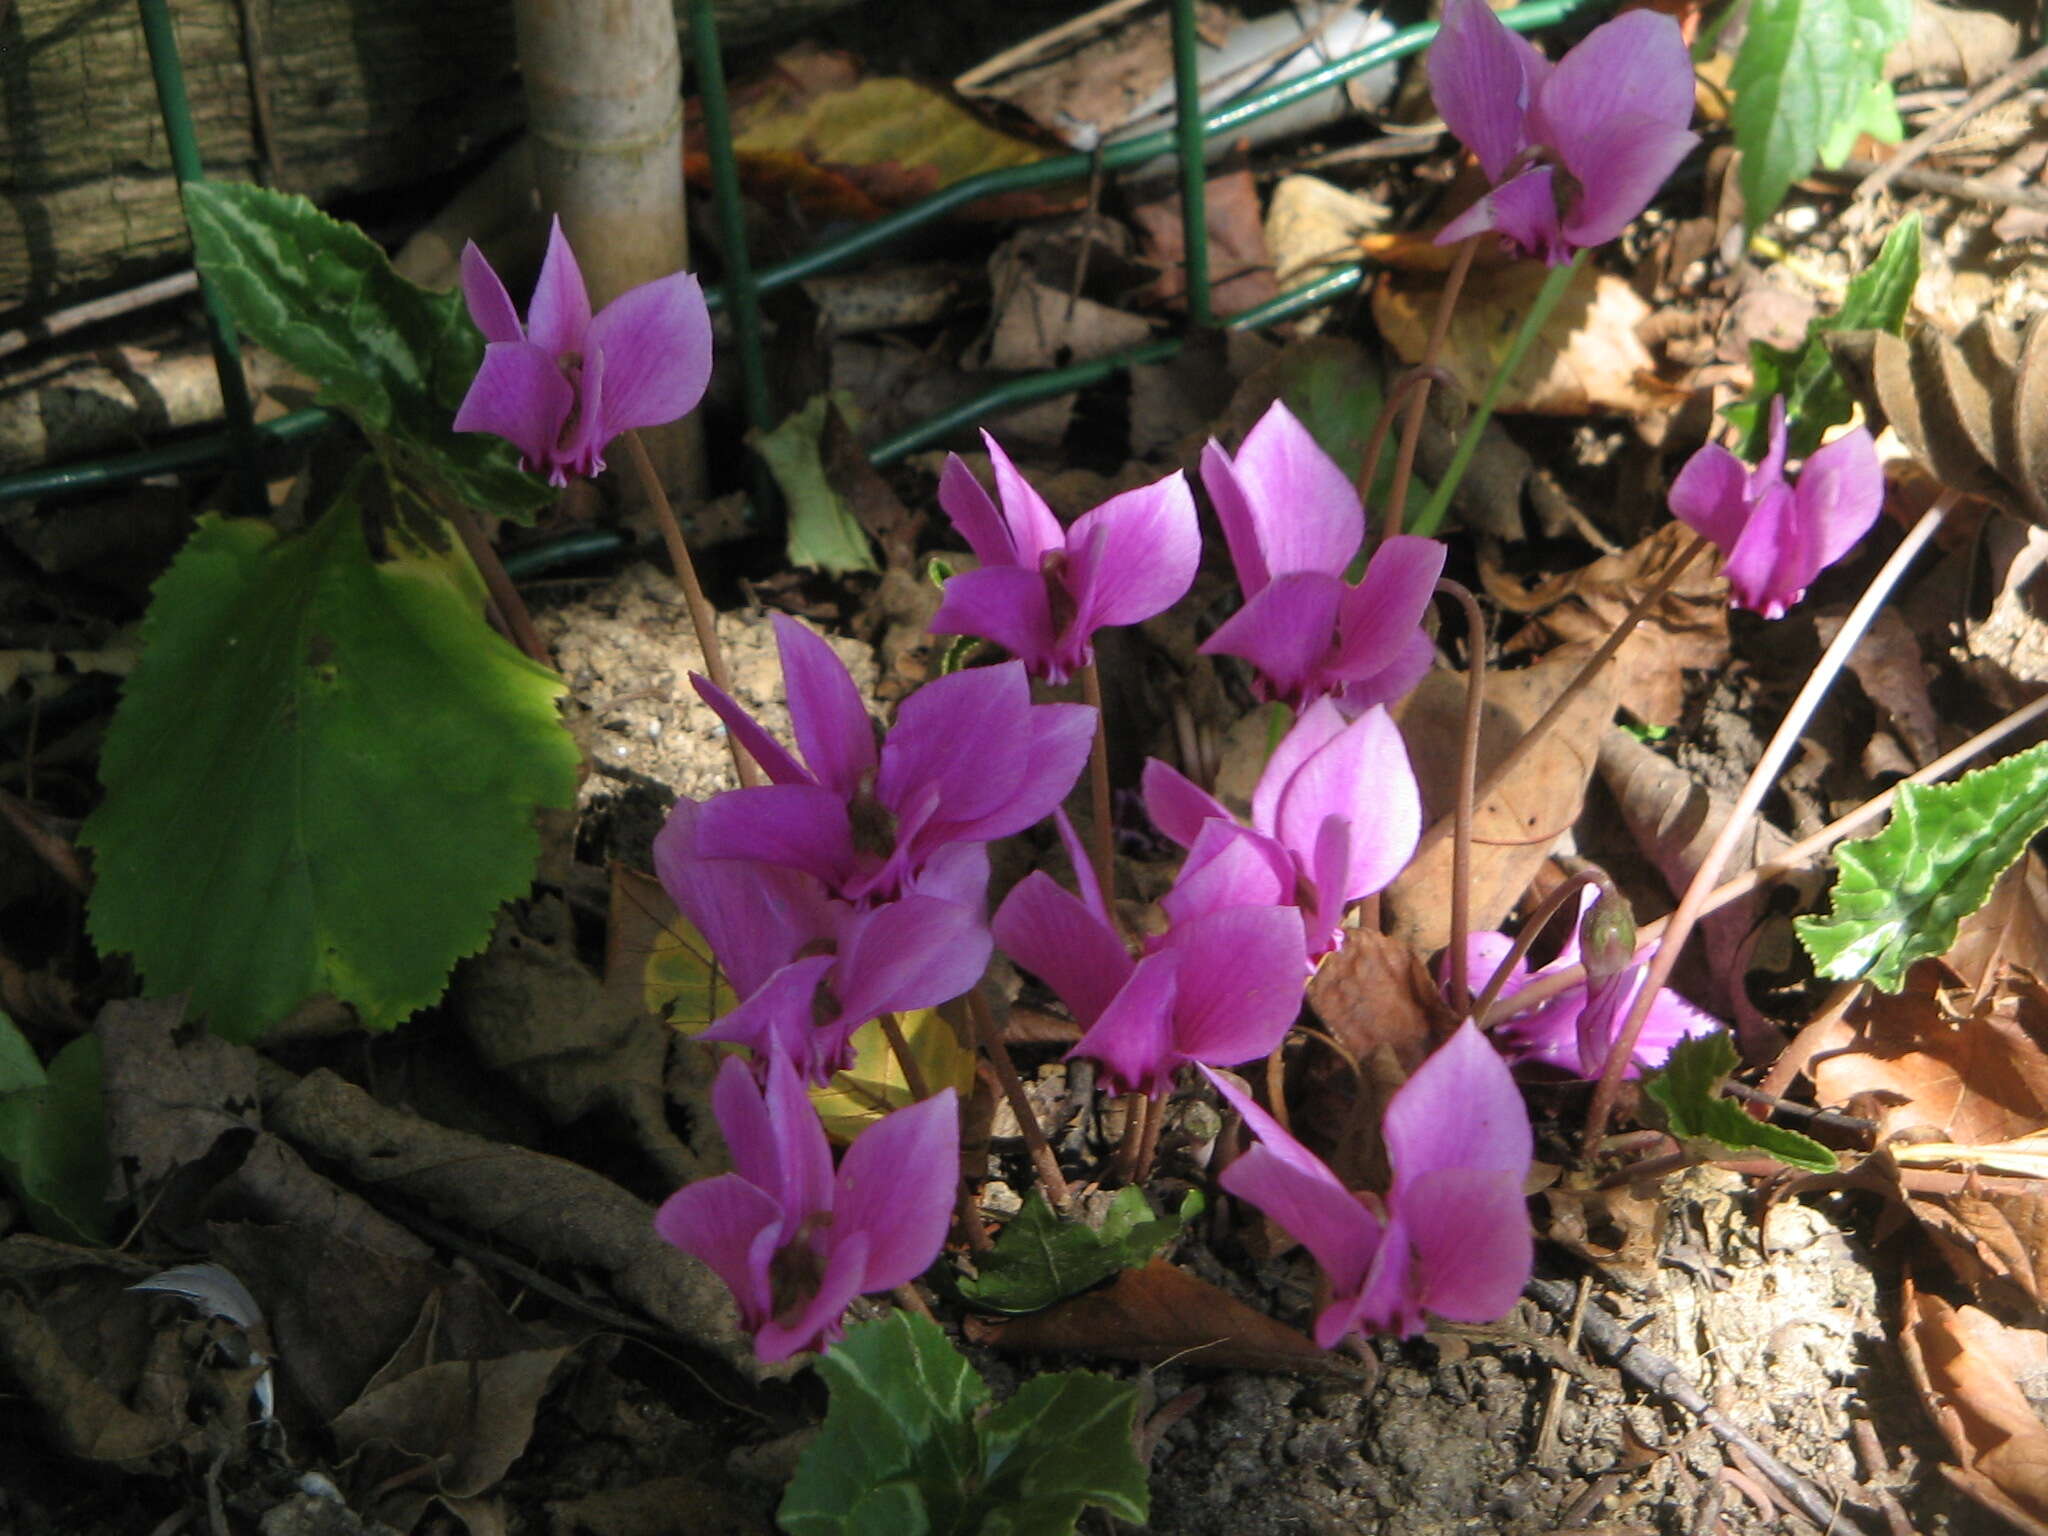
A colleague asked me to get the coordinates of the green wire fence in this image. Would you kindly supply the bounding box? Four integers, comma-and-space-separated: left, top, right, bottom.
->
0, 0, 1598, 510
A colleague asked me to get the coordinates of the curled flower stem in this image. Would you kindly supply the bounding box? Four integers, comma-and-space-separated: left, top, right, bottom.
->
1471, 867, 1601, 1024
876, 1011, 930, 1102
1354, 363, 1452, 536
445, 500, 551, 666
1582, 495, 1955, 1148
1414, 532, 1710, 867
1413, 249, 1587, 538
624, 428, 758, 789
1385, 236, 1478, 540
1079, 663, 1116, 904
967, 986, 1071, 1209
1437, 576, 1487, 1014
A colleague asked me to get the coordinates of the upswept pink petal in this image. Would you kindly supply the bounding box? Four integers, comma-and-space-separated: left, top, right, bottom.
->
1201, 437, 1272, 596
1270, 705, 1420, 902
584, 270, 714, 436
1329, 536, 1446, 683
1141, 758, 1233, 849
1338, 628, 1438, 714
692, 784, 858, 890
1201, 1066, 1381, 1294
1529, 11, 1694, 171
525, 216, 593, 356
755, 1231, 870, 1363
1667, 441, 1755, 554
879, 663, 1033, 828
922, 699, 1095, 849
1211, 403, 1365, 584
981, 431, 1066, 568
1573, 966, 1634, 1087
699, 955, 839, 1080
1253, 697, 1348, 843
1160, 820, 1295, 929
771, 613, 878, 800
1436, 166, 1569, 264
937, 453, 1017, 568
929, 566, 1060, 674
653, 799, 833, 1000
453, 342, 574, 474
1383, 1021, 1532, 1199
993, 872, 1133, 1027
1754, 396, 1791, 491
708, 1055, 782, 1217
1559, 116, 1700, 249
1797, 427, 1884, 571
904, 840, 991, 915
1160, 905, 1310, 1064
1200, 571, 1349, 705
830, 895, 991, 1025
652, 1174, 783, 1327
761, 1053, 835, 1231
459, 243, 524, 344
689, 674, 812, 787
1072, 951, 1182, 1097
1387, 1166, 1533, 1324
834, 1089, 960, 1292
1430, 0, 1541, 183
1306, 814, 1353, 954
1063, 470, 1200, 633
1722, 482, 1804, 619
1050, 807, 1110, 928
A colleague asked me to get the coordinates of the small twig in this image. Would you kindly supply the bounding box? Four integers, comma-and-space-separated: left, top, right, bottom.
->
1721, 1082, 1874, 1137
1471, 870, 1598, 1026
1584, 497, 1953, 1147
1078, 662, 1116, 906
1853, 38, 2048, 202
1110, 1092, 1148, 1184
0, 271, 201, 359
1831, 156, 2048, 217
1525, 1276, 1874, 1535
1436, 577, 1486, 1014
1532, 1274, 1589, 1469
968, 987, 1070, 1208
1382, 237, 1477, 539
444, 500, 551, 666
623, 428, 757, 789
876, 1011, 932, 1102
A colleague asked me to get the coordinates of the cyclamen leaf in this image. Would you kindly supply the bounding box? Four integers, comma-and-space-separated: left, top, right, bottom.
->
1642, 1030, 1836, 1173
780, 1313, 1148, 1536
0, 1010, 42, 1098
1725, 214, 1920, 460
181, 181, 550, 522
956, 1186, 1192, 1314
0, 1032, 110, 1244
752, 392, 878, 577
1730, 0, 1910, 227
83, 465, 580, 1041
1796, 742, 2048, 993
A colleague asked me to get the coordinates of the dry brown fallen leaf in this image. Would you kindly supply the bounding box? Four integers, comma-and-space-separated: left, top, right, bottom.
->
1130, 165, 1278, 317
1265, 175, 1389, 293
1815, 605, 1940, 767
1383, 651, 1622, 952
1949, 855, 2048, 1002
964, 1258, 1357, 1376
1901, 1282, 2048, 1536
1485, 521, 1730, 728
1373, 259, 1689, 418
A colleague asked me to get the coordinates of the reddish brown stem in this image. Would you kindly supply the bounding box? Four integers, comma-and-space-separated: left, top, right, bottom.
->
1078, 662, 1116, 906
1382, 236, 1477, 539
876, 1011, 931, 1102
1436, 577, 1486, 1015
447, 501, 550, 666
968, 988, 1070, 1208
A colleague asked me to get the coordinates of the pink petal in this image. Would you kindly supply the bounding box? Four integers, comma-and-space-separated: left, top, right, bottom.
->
755, 1230, 869, 1363
1532, 11, 1695, 162
651, 798, 832, 996
1329, 536, 1446, 684
938, 454, 1017, 568
772, 613, 878, 800
1072, 951, 1182, 1097
762, 1052, 835, 1227
1200, 571, 1348, 706
1272, 705, 1419, 901
1667, 441, 1755, 555
1064, 469, 1200, 634
1141, 758, 1232, 849
1213, 403, 1365, 584
1398, 1166, 1533, 1323
1252, 697, 1348, 839
1430, 0, 1541, 183
692, 784, 858, 890
993, 872, 1132, 1026
1755, 396, 1791, 491
700, 956, 839, 1081
880, 662, 1032, 828
1797, 427, 1884, 571
1305, 813, 1352, 954
689, 673, 812, 787
652, 1173, 784, 1328
1630, 980, 1722, 1073
981, 431, 1067, 569
1161, 905, 1310, 1064
525, 215, 593, 356
1557, 116, 1699, 251
1161, 821, 1295, 929
1050, 806, 1110, 928
459, 242, 524, 344
929, 566, 1059, 676
834, 1089, 960, 1292
1383, 1021, 1532, 1196
1436, 166, 1570, 265
558, 341, 609, 481
911, 694, 1094, 850
831, 896, 991, 1024
584, 270, 714, 437
1349, 1211, 1424, 1339
1201, 437, 1272, 596
1202, 1065, 1381, 1295
453, 341, 574, 474
904, 840, 991, 914
1722, 481, 1805, 618
1337, 628, 1437, 714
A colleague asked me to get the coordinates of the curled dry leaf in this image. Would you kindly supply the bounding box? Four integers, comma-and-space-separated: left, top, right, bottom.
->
1947, 854, 2048, 1001
1901, 1283, 2048, 1536
1486, 522, 1731, 728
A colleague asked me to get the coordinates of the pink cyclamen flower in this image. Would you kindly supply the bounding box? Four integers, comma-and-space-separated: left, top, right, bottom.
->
1200, 402, 1445, 713
691, 613, 1094, 906
1143, 698, 1421, 960
993, 816, 1308, 1098
1668, 397, 1884, 620
1429, 0, 1699, 265
1460, 888, 1719, 1078
654, 799, 991, 1084
454, 215, 713, 485
655, 1055, 957, 1362
1204, 1020, 1533, 1343
931, 434, 1200, 684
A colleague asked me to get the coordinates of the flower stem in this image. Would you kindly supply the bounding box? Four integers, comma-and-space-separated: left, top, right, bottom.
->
1412, 250, 1587, 539
1383, 236, 1478, 540
876, 1011, 931, 1102
623, 427, 759, 789
1471, 868, 1600, 1025
967, 986, 1071, 1209
445, 501, 551, 666
1110, 1093, 1147, 1183
1581, 495, 1955, 1148
1079, 662, 1116, 905
1436, 577, 1487, 1015
1134, 1091, 1167, 1185
1413, 532, 1710, 867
